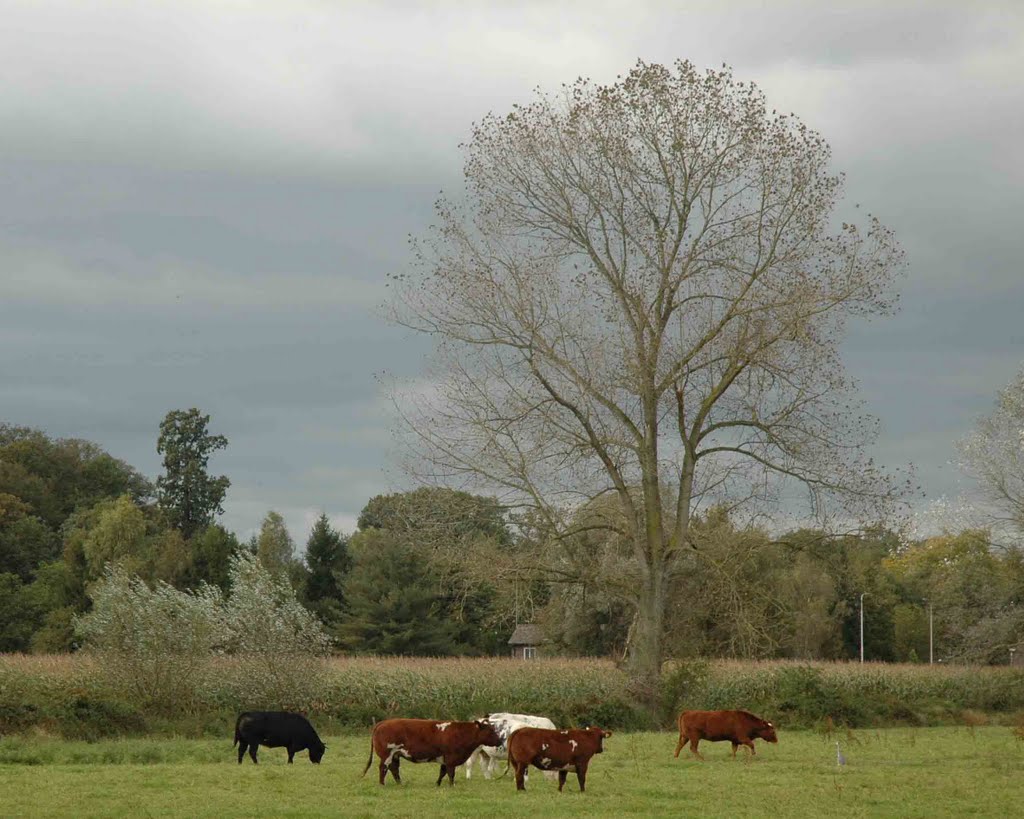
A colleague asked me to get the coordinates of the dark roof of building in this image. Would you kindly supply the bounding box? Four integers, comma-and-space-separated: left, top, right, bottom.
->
508, 623, 547, 646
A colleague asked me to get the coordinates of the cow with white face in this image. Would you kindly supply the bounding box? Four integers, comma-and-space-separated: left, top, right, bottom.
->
465, 712, 557, 780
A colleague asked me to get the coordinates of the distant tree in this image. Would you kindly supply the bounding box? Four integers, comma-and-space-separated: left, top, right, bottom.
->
358, 488, 510, 545
156, 409, 229, 539
185, 524, 241, 591
355, 489, 511, 653
338, 528, 475, 655
303, 514, 350, 623
80, 494, 148, 575
957, 366, 1024, 543
887, 530, 1023, 663
0, 424, 151, 529
255, 511, 295, 574
0, 501, 58, 581
0, 573, 36, 651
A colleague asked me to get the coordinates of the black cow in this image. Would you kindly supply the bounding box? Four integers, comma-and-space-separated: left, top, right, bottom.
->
234, 711, 326, 764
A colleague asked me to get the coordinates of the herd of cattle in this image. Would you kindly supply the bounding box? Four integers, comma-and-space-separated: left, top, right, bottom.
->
234, 708, 778, 793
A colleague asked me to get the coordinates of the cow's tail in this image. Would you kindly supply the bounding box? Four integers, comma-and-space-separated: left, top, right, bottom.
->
233, 714, 242, 747
499, 740, 514, 780
361, 722, 376, 778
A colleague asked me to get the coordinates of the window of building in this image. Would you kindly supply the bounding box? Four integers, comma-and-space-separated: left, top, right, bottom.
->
523, 646, 536, 660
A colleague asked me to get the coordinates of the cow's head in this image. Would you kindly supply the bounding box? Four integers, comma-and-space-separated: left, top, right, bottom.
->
756, 720, 778, 744
475, 719, 502, 747
309, 741, 326, 763
584, 726, 612, 753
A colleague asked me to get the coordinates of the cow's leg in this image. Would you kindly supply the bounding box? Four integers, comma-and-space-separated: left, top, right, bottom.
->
287, 744, 295, 764
389, 757, 401, 783
576, 761, 588, 792
514, 762, 527, 791
465, 748, 476, 779
484, 750, 496, 780
731, 741, 739, 758
436, 764, 447, 787
674, 733, 688, 758
237, 741, 248, 764
689, 736, 705, 761
446, 758, 457, 787
248, 744, 259, 764
378, 757, 389, 786
744, 739, 756, 755
557, 770, 568, 792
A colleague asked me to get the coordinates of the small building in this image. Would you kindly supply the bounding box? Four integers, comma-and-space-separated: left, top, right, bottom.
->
508, 623, 546, 660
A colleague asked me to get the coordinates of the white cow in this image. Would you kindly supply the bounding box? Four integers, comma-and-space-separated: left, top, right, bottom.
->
465, 712, 557, 779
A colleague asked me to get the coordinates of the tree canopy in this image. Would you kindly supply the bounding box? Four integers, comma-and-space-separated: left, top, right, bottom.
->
392, 60, 908, 686
156, 409, 230, 539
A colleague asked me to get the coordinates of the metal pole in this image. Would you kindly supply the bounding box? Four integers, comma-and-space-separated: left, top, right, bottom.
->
859, 592, 867, 663
928, 602, 934, 665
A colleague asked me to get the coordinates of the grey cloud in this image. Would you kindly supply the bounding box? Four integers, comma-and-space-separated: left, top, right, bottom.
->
2, 0, 1023, 543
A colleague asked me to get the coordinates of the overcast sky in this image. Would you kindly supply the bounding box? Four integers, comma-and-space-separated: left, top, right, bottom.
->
2, 0, 1022, 544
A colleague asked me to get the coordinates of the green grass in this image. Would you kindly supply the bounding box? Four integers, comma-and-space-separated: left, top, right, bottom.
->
1, 727, 1020, 817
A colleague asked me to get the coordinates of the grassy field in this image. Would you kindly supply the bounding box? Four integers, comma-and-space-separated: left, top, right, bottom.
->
1, 727, 1020, 817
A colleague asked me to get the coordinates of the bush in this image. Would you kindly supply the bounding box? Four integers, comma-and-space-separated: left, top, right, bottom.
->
73, 554, 330, 713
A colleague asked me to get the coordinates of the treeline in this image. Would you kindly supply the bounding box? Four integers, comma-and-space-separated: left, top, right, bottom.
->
543, 509, 1024, 666
2, 415, 1022, 664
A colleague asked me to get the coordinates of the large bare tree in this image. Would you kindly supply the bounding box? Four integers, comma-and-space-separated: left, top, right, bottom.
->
392, 61, 907, 687
956, 366, 1024, 543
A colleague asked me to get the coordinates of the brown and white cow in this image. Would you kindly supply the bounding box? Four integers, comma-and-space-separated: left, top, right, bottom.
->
506, 726, 612, 792
362, 718, 502, 786
673, 709, 778, 760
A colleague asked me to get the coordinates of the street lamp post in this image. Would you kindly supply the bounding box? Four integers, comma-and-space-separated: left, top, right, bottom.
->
924, 598, 934, 665
928, 601, 934, 665
859, 592, 869, 663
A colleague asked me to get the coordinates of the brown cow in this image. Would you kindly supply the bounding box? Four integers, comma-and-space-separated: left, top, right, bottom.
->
673, 709, 777, 760
507, 726, 612, 792
362, 718, 502, 787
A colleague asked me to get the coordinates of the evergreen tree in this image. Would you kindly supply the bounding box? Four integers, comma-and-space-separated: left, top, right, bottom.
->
303, 514, 350, 623
338, 529, 474, 655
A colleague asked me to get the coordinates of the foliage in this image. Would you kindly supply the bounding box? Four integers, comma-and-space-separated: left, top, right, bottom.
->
155, 408, 229, 539
72, 552, 329, 712
337, 528, 481, 656
303, 513, 350, 625
73, 565, 224, 711
184, 523, 241, 591
349, 490, 513, 655
358, 487, 510, 545
0, 424, 151, 531
253, 510, 296, 574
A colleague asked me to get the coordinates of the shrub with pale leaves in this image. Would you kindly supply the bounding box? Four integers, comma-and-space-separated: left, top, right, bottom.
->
75, 553, 329, 711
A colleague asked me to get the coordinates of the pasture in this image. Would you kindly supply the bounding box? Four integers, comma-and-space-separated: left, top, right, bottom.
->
1, 727, 1020, 817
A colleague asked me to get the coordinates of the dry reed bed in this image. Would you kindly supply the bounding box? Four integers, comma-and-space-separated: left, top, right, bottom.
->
2, 654, 1022, 737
